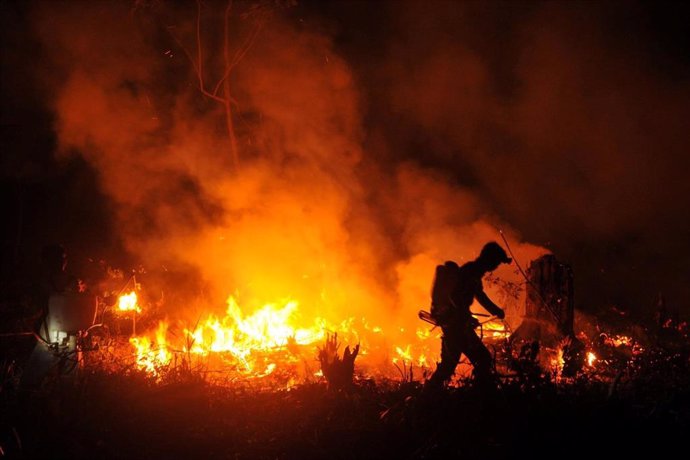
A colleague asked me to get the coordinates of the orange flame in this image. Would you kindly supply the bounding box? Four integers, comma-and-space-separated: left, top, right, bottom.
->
550, 347, 565, 378
481, 319, 511, 340
129, 321, 171, 376
126, 288, 520, 382
180, 296, 325, 374
126, 292, 449, 380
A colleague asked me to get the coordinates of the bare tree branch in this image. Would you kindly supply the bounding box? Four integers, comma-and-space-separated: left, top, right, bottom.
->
161, 0, 277, 170
213, 20, 263, 97
166, 20, 227, 105
222, 0, 239, 168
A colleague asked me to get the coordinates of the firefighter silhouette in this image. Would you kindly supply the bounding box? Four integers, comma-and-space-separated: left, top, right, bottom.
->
427, 242, 512, 388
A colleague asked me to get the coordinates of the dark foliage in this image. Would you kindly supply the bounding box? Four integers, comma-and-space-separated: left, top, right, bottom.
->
1, 343, 688, 459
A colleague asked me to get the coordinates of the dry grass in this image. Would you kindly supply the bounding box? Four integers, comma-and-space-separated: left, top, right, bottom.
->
4, 260, 683, 457
1, 337, 688, 459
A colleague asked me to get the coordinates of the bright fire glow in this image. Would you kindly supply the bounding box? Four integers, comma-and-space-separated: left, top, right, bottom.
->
180, 296, 326, 374
129, 321, 171, 376
117, 291, 141, 313
394, 345, 413, 364
481, 319, 510, 340
126, 293, 450, 380
586, 351, 596, 367
126, 293, 515, 382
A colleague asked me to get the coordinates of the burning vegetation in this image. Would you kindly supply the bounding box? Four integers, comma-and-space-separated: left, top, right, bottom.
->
1, 0, 690, 458
2, 253, 687, 458
39, 252, 684, 394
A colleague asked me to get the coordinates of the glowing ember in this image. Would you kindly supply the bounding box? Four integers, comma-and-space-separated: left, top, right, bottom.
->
550, 347, 565, 377
117, 291, 141, 313
586, 351, 597, 367
603, 334, 633, 347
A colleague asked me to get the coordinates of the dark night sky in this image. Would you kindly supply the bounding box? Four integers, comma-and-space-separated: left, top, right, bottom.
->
2, 0, 690, 321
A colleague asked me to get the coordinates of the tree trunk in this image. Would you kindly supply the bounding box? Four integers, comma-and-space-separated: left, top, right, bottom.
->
513, 254, 575, 345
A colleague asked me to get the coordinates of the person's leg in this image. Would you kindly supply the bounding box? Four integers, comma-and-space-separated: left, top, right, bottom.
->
463, 330, 496, 388
427, 328, 462, 387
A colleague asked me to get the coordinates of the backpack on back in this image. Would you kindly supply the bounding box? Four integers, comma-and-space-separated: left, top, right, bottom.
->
430, 261, 460, 324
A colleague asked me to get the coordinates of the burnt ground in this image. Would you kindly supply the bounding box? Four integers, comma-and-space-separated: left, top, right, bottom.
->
1, 345, 689, 460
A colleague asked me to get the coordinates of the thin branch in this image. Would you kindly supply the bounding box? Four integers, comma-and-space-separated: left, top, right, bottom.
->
216, 0, 233, 98
211, 8, 242, 107
231, 20, 264, 68
222, 0, 239, 169
190, 1, 227, 104
213, 66, 233, 98
196, 0, 204, 92
499, 229, 562, 323
213, 18, 264, 97
212, 6, 234, 96
166, 26, 200, 76
166, 21, 226, 105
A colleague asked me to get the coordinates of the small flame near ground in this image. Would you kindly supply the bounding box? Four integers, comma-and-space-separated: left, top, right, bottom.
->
129, 321, 171, 376
551, 348, 566, 379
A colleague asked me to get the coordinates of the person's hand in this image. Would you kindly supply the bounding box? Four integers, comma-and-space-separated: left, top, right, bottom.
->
496, 309, 506, 320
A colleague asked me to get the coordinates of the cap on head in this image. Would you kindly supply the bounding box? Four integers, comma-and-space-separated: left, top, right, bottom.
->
479, 242, 512, 265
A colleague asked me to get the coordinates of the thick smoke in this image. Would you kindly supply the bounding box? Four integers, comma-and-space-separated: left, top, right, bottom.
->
33, 0, 544, 345
370, 1, 690, 315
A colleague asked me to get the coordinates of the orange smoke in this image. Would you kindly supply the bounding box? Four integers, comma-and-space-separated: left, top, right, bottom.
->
36, 2, 547, 380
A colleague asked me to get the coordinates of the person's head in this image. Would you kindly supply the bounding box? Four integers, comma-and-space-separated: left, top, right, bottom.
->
477, 242, 512, 272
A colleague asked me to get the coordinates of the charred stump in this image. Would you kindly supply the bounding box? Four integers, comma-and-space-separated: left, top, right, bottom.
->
318, 333, 359, 391
513, 254, 575, 345
512, 254, 583, 375
527, 254, 574, 336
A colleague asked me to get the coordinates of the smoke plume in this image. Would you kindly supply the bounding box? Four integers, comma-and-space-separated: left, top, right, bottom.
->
29, 0, 545, 346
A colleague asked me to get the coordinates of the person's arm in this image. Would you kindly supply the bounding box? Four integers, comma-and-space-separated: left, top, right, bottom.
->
476, 290, 505, 319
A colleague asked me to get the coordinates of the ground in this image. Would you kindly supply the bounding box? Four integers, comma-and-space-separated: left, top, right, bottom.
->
2, 349, 689, 459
